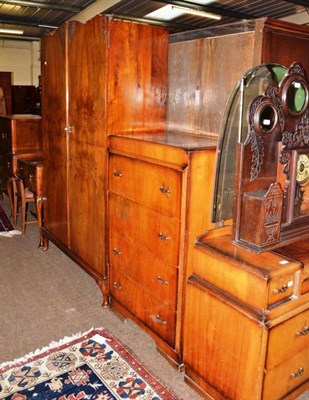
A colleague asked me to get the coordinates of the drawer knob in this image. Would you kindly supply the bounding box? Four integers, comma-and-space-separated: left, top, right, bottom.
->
112, 248, 122, 256
160, 186, 171, 194
157, 276, 168, 285
155, 314, 167, 325
273, 284, 288, 294
113, 281, 122, 290
296, 325, 309, 336
158, 232, 170, 241
113, 170, 123, 177
290, 367, 304, 379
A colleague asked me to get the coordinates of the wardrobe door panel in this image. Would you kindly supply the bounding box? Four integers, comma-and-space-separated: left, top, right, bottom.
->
67, 17, 107, 276
41, 27, 68, 245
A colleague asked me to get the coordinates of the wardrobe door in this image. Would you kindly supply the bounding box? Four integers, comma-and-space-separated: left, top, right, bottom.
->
41, 26, 68, 245
67, 16, 107, 277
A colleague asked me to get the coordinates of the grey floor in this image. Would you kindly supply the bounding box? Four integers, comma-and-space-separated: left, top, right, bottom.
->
0, 194, 308, 400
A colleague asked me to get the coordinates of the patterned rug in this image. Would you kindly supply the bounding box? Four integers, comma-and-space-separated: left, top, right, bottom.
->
0, 328, 179, 400
0, 204, 20, 237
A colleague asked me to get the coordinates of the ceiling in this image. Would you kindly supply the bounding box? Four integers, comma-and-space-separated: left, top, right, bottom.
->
0, 0, 308, 41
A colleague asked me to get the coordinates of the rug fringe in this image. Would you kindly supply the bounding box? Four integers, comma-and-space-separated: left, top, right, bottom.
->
0, 230, 21, 237
0, 327, 98, 369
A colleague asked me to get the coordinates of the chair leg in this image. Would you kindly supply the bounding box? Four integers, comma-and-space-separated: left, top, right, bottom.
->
7, 178, 14, 219
21, 198, 26, 237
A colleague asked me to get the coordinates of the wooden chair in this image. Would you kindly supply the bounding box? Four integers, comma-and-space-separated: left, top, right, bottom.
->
12, 175, 37, 236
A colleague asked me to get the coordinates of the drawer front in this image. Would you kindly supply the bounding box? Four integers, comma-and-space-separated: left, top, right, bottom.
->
266, 308, 309, 370
109, 192, 180, 266
109, 153, 182, 218
109, 232, 177, 310
0, 155, 12, 189
0, 122, 11, 152
263, 347, 309, 400
268, 271, 296, 305
110, 271, 176, 346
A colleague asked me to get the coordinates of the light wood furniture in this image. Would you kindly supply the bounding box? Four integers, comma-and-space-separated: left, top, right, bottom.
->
108, 131, 217, 366
0, 114, 42, 195
184, 231, 309, 400
41, 15, 168, 302
16, 156, 44, 245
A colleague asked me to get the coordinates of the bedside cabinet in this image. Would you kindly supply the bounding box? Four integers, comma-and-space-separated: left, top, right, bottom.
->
108, 131, 217, 366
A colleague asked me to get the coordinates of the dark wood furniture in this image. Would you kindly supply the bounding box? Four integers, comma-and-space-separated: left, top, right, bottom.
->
108, 131, 217, 366
12, 85, 36, 114
0, 114, 42, 194
41, 15, 168, 302
0, 72, 12, 115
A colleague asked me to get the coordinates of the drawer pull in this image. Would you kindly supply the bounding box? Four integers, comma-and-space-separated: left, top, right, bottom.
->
112, 248, 122, 256
290, 367, 304, 379
155, 314, 167, 325
160, 186, 171, 194
158, 232, 170, 241
296, 325, 309, 336
2, 132, 6, 139
273, 284, 288, 294
157, 276, 168, 285
29, 173, 34, 182
113, 170, 123, 177
113, 281, 122, 290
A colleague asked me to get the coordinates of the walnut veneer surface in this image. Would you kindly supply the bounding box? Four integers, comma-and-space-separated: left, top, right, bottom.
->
108, 131, 217, 366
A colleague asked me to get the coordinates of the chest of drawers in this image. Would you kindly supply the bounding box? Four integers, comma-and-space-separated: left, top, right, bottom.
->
184, 231, 309, 399
108, 131, 217, 366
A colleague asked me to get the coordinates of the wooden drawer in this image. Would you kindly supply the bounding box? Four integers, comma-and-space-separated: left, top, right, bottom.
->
109, 153, 182, 218
109, 232, 177, 310
109, 192, 180, 266
263, 347, 309, 400
0, 123, 11, 152
110, 271, 176, 346
267, 271, 296, 306
266, 309, 309, 369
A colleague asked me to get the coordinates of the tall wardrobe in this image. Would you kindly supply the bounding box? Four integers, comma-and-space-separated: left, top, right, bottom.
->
41, 15, 168, 297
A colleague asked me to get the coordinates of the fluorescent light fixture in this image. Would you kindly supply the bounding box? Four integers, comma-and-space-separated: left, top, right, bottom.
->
0, 28, 24, 35
145, 1, 221, 21
171, 5, 222, 20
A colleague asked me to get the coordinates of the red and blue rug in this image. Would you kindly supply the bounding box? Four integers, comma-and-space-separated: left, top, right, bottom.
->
0, 204, 20, 237
0, 328, 179, 400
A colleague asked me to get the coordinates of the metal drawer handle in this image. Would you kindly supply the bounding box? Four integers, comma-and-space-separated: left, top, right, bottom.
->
158, 232, 170, 241
296, 326, 309, 336
113, 170, 123, 177
29, 174, 34, 182
113, 281, 122, 290
155, 314, 167, 325
2, 132, 6, 139
160, 186, 171, 194
112, 248, 122, 256
273, 284, 288, 294
157, 276, 168, 285
290, 367, 304, 379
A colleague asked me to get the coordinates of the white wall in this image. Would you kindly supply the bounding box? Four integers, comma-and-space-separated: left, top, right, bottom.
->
0, 39, 41, 86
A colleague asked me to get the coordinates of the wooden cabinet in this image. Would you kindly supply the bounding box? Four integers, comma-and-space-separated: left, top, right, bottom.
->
41, 16, 168, 299
183, 228, 309, 399
108, 132, 217, 365
0, 115, 42, 192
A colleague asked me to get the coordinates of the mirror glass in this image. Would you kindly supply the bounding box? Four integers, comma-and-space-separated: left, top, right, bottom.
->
287, 81, 307, 114
212, 64, 287, 223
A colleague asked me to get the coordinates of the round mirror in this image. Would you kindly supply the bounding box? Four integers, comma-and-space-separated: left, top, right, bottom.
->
254, 103, 278, 134
286, 81, 307, 114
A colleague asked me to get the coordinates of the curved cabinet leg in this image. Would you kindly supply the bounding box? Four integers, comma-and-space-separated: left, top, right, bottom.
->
37, 196, 49, 250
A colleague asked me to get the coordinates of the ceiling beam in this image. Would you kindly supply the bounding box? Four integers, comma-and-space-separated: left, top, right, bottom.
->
0, 17, 58, 28
151, 0, 253, 20
70, 0, 122, 23
283, 0, 309, 6
0, 0, 81, 13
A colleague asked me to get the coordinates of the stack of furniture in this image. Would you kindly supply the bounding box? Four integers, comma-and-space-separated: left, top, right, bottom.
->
41, 15, 309, 398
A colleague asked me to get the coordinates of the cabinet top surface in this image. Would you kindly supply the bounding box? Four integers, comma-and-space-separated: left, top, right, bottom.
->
0, 114, 41, 121
109, 131, 218, 151
196, 234, 303, 277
